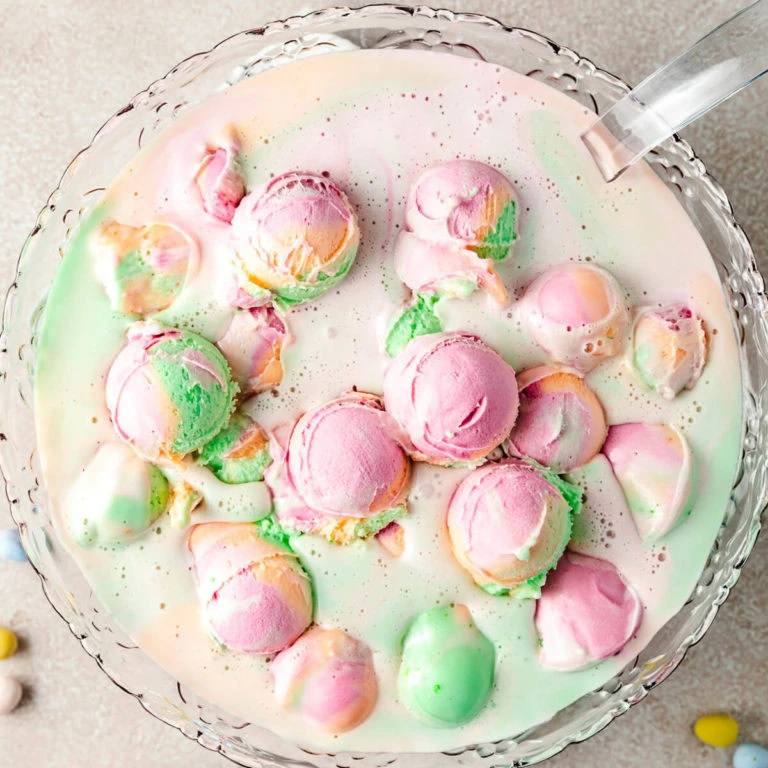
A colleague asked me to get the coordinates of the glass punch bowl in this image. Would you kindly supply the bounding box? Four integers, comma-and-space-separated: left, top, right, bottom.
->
1, 5, 767, 767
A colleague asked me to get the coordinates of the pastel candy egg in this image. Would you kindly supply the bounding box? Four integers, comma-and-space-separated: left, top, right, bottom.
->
268, 392, 411, 544
106, 322, 238, 461
271, 626, 378, 733
398, 604, 495, 727
734, 744, 768, 768
65, 442, 169, 547
216, 304, 289, 396
0, 677, 22, 714
632, 304, 707, 399
523, 263, 630, 373
693, 713, 739, 747
504, 366, 607, 473
383, 332, 519, 466
188, 521, 313, 655
0, 628, 18, 660
534, 552, 643, 670
94, 220, 197, 316
197, 412, 272, 484
232, 171, 360, 305
603, 423, 694, 542
404, 159, 517, 260
0, 529, 27, 563
194, 137, 246, 223
447, 460, 580, 597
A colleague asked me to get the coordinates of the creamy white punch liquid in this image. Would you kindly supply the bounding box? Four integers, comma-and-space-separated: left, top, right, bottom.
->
35, 50, 741, 751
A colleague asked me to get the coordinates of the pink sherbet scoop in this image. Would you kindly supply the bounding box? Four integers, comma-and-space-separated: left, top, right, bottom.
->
447, 459, 575, 595
504, 366, 607, 473
286, 393, 411, 518
523, 263, 630, 373
383, 332, 519, 465
535, 551, 643, 670
188, 522, 313, 655
271, 626, 378, 733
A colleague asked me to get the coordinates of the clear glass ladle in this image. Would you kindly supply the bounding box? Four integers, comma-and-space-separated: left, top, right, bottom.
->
583, 0, 768, 181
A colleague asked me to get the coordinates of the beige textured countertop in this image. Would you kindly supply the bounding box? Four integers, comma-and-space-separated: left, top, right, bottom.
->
1, 1, 766, 766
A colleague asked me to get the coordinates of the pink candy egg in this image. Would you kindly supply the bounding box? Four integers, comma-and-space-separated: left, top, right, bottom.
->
0, 677, 22, 715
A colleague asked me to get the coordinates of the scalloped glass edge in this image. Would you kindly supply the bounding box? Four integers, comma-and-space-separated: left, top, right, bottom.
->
1, 5, 767, 767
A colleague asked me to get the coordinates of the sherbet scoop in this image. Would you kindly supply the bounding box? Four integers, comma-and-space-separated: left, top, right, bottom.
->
583, 0, 768, 181
188, 521, 313, 655
534, 552, 643, 670
447, 459, 581, 597
271, 627, 378, 733
504, 366, 607, 473
267, 392, 412, 544
232, 171, 359, 305
106, 322, 237, 461
383, 331, 519, 466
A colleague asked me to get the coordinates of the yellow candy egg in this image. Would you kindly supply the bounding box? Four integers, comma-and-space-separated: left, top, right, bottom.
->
693, 713, 739, 747
0, 628, 17, 660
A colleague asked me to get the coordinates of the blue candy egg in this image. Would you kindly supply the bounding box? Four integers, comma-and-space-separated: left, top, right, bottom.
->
734, 744, 768, 768
0, 528, 28, 563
